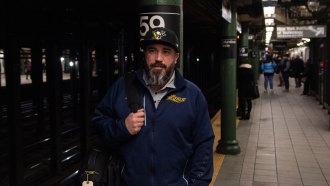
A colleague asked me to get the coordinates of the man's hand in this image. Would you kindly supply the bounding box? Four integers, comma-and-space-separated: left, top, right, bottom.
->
125, 109, 145, 135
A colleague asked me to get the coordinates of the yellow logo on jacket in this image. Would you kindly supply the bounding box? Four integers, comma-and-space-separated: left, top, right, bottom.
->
167, 94, 187, 103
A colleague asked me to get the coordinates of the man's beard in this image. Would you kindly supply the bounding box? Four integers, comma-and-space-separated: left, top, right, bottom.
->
145, 62, 174, 87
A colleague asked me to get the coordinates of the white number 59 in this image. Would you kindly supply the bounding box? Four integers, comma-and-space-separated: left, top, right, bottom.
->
139, 15, 165, 37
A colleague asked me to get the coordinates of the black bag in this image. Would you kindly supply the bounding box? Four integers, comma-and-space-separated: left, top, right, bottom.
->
252, 84, 260, 99
77, 148, 122, 186
77, 71, 141, 186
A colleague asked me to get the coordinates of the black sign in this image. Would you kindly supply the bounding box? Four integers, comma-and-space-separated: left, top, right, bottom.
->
222, 38, 236, 59
139, 5, 180, 41
239, 47, 248, 57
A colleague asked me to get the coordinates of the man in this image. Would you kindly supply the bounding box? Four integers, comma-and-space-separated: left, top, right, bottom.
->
302, 58, 313, 95
92, 27, 214, 186
291, 55, 304, 88
275, 56, 283, 87
24, 59, 32, 80
281, 54, 291, 92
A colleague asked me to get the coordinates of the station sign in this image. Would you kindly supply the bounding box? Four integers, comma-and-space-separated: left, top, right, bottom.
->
276, 25, 327, 39
139, 5, 180, 41
139, 5, 181, 67
222, 37, 236, 58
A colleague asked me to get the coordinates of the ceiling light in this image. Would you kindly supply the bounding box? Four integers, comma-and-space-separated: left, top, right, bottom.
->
266, 26, 274, 32
263, 6, 275, 18
265, 18, 275, 26
302, 38, 311, 42
307, 0, 320, 12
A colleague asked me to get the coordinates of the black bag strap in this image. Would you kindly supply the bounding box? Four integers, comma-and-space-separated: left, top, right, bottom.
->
124, 71, 141, 113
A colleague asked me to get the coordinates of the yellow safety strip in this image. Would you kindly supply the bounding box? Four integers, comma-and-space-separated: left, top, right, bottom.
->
210, 109, 240, 186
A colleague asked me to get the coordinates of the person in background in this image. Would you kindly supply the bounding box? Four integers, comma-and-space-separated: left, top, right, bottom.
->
91, 27, 214, 186
276, 55, 284, 87
281, 54, 291, 92
302, 58, 313, 95
237, 57, 255, 120
291, 55, 304, 88
261, 54, 276, 93
24, 59, 32, 80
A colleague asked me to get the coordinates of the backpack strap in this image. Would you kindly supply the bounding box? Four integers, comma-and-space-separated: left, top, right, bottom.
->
124, 71, 141, 113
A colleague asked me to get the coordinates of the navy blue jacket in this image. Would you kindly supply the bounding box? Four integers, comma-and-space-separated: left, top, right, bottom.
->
92, 69, 215, 186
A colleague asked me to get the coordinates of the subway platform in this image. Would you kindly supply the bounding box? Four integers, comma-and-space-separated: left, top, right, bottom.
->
211, 74, 330, 186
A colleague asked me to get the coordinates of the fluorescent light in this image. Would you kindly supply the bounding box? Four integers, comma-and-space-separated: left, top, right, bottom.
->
266, 26, 274, 32
307, 0, 320, 12
302, 38, 310, 42
263, 6, 275, 18
265, 18, 274, 26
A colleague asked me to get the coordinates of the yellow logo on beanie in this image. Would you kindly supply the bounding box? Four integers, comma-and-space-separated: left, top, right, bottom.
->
167, 94, 187, 103
152, 30, 166, 40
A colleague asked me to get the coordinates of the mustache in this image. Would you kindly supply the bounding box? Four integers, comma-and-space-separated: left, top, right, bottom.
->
150, 62, 166, 68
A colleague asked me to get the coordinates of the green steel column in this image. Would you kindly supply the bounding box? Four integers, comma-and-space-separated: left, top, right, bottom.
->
240, 24, 259, 82
139, 0, 183, 72
216, 0, 240, 155
238, 23, 249, 59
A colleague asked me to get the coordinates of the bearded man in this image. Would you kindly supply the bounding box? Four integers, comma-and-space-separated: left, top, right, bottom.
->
92, 27, 214, 186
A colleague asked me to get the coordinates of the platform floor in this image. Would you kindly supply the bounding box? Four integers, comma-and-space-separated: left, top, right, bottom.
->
211, 74, 330, 186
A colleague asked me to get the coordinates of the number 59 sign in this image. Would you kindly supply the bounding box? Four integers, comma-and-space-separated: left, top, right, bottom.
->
139, 5, 180, 41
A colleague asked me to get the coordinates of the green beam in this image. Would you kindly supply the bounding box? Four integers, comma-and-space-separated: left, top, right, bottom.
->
216, 0, 240, 155
239, 24, 249, 59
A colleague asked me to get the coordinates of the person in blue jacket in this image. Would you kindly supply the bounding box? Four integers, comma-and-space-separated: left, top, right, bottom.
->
92, 27, 215, 186
261, 54, 276, 93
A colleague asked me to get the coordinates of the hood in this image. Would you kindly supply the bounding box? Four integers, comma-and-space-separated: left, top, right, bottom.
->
239, 63, 252, 69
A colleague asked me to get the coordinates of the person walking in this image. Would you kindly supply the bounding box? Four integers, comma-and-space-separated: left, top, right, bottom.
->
237, 57, 255, 120
261, 54, 276, 93
302, 58, 313, 95
275, 56, 283, 87
24, 59, 32, 80
281, 54, 291, 92
291, 55, 304, 88
91, 27, 215, 186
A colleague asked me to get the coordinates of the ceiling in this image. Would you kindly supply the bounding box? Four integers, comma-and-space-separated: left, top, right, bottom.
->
1, 0, 329, 50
